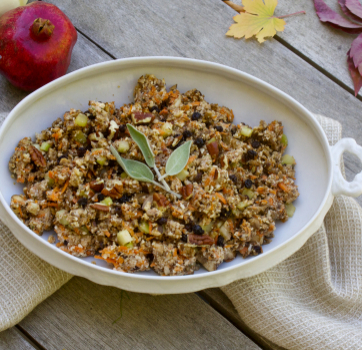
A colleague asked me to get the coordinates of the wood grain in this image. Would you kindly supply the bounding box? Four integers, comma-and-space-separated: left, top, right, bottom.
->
45, 0, 362, 205
19, 277, 261, 350
201, 289, 286, 350
0, 328, 35, 350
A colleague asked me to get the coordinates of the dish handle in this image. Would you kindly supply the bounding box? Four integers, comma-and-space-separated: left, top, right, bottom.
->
331, 138, 362, 197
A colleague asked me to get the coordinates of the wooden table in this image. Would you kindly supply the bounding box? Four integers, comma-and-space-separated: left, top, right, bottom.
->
1, 0, 361, 349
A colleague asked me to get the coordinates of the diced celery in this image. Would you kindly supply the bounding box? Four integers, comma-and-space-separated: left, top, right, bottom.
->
286, 203, 296, 217
176, 169, 189, 181
207, 137, 216, 144
40, 142, 51, 152
139, 221, 150, 234
281, 154, 296, 165
56, 210, 69, 226
80, 226, 90, 235
237, 200, 249, 210
75, 113, 88, 127
75, 131, 87, 144
242, 189, 255, 199
125, 242, 134, 249
220, 221, 232, 241
96, 156, 107, 166
281, 134, 288, 147
161, 122, 173, 137
240, 126, 253, 137
117, 140, 130, 153
201, 222, 213, 233
55, 210, 66, 220
45, 173, 55, 187
117, 229, 133, 246
120, 172, 128, 179
100, 197, 113, 206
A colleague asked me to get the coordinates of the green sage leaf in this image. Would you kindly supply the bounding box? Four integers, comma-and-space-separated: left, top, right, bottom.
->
165, 141, 192, 176
110, 146, 154, 183
127, 124, 155, 167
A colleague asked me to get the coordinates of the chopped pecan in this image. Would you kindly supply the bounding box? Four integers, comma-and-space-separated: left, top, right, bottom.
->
188, 234, 214, 245
132, 112, 155, 125
29, 145, 47, 167
90, 180, 104, 193
153, 193, 169, 207
101, 182, 123, 198
206, 141, 219, 158
180, 184, 193, 200
90, 204, 110, 212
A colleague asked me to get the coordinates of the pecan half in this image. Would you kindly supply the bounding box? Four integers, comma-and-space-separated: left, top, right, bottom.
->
153, 193, 169, 207
132, 112, 155, 125
188, 234, 214, 246
180, 184, 193, 200
206, 141, 219, 158
90, 204, 110, 212
29, 145, 47, 167
90, 180, 104, 193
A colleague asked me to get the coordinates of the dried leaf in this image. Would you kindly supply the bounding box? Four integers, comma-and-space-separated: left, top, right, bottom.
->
29, 145, 47, 167
347, 49, 362, 95
313, 0, 362, 33
110, 145, 155, 183
127, 124, 155, 168
226, 0, 286, 43
345, 0, 362, 20
350, 33, 362, 72
165, 140, 192, 176
338, 0, 362, 23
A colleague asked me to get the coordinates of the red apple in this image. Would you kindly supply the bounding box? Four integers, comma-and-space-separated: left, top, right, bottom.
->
0, 1, 77, 91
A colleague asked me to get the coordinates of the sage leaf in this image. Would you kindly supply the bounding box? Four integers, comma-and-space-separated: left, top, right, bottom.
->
127, 124, 155, 167
165, 141, 192, 176
110, 146, 154, 183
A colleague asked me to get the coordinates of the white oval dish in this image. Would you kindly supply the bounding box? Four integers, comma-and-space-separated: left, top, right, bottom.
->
0, 57, 361, 294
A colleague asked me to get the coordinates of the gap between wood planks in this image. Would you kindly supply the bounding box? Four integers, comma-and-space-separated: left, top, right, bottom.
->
14, 325, 47, 350
77, 19, 362, 103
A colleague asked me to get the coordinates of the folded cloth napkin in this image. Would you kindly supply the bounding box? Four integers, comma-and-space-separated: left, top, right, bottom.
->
1, 112, 361, 350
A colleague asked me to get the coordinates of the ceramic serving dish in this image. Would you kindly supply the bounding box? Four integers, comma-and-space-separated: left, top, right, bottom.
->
0, 57, 361, 294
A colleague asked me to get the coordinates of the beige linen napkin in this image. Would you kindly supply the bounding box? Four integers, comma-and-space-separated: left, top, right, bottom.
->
1, 112, 362, 350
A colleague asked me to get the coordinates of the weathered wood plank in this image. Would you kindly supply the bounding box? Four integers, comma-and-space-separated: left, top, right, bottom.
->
201, 289, 286, 350
0, 31, 111, 113
275, 0, 361, 96
19, 277, 261, 350
45, 0, 362, 205
0, 327, 36, 350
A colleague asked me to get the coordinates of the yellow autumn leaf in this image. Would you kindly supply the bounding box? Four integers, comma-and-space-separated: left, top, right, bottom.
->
226, 0, 286, 43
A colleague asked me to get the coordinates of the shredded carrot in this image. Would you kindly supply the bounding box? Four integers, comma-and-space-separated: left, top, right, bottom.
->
215, 192, 227, 205
192, 101, 200, 106
104, 231, 111, 238
173, 248, 177, 257
278, 183, 289, 192
146, 237, 154, 241
149, 222, 152, 233
73, 246, 84, 253
47, 202, 59, 207
18, 206, 23, 218
187, 155, 197, 165
61, 181, 69, 194
257, 187, 265, 194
